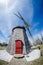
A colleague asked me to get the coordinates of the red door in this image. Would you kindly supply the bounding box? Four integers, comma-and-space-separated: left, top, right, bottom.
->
15, 40, 23, 54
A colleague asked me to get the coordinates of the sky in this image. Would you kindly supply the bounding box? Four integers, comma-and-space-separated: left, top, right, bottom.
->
0, 0, 43, 43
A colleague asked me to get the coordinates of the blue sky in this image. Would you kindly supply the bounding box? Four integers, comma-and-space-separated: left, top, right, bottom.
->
0, 0, 43, 43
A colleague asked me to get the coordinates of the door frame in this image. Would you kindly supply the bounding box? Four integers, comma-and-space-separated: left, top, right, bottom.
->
15, 40, 23, 54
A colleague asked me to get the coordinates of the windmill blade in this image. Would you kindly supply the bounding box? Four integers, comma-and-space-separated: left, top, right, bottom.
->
21, 17, 31, 27
17, 12, 33, 38
26, 27, 33, 38
14, 13, 21, 19
18, 11, 22, 18
26, 27, 35, 45
18, 11, 31, 28
14, 12, 31, 28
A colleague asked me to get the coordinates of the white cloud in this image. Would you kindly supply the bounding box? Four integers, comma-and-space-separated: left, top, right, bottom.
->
0, 0, 7, 4
0, 0, 34, 42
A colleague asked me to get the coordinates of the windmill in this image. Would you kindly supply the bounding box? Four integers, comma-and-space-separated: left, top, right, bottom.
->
0, 13, 41, 62
6, 11, 33, 56
14, 11, 33, 42
4, 11, 35, 58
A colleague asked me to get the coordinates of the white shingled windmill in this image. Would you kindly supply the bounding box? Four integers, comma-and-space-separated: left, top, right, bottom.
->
6, 11, 33, 57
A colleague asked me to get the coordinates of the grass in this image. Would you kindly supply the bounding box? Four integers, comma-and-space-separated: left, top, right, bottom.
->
39, 44, 43, 50
0, 60, 8, 65
0, 44, 43, 65
28, 56, 43, 65
0, 46, 6, 50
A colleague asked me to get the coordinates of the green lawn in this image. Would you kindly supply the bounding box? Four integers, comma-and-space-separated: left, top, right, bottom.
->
0, 60, 8, 65
28, 56, 43, 65
0, 46, 6, 50
39, 44, 43, 50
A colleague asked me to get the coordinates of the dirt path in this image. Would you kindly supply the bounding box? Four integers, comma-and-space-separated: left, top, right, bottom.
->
8, 57, 29, 65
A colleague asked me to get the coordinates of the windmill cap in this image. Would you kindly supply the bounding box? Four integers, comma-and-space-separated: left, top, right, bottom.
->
12, 26, 26, 31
